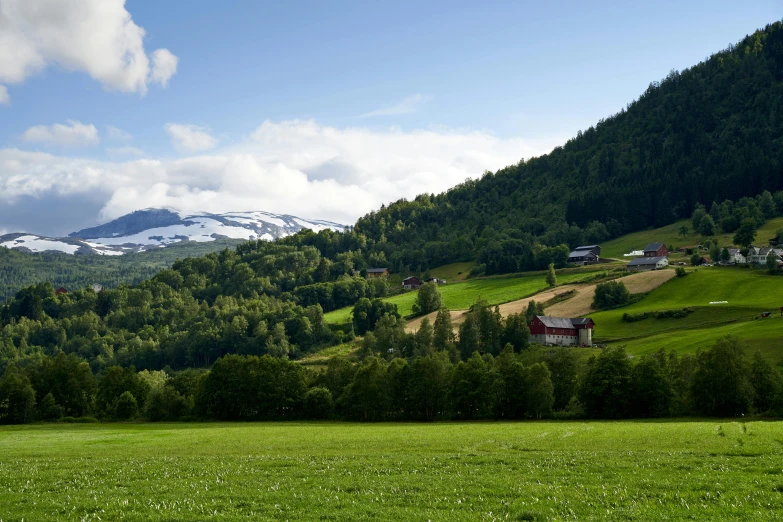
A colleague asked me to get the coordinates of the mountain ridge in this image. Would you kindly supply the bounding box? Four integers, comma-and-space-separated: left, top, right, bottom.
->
0, 208, 346, 256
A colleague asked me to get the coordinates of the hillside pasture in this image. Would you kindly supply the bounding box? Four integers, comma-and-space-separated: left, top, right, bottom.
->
601, 217, 783, 260
0, 421, 781, 521
592, 268, 783, 357
324, 270, 597, 326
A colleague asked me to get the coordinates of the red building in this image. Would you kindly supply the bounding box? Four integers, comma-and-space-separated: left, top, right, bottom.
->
528, 315, 594, 346
643, 242, 669, 257
55, 287, 68, 296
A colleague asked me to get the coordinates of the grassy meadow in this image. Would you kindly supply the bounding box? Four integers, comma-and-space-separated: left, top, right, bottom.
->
592, 267, 783, 358
324, 270, 600, 325
1, 421, 782, 521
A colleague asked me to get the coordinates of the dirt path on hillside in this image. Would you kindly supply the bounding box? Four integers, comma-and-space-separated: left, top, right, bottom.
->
405, 269, 675, 333
546, 269, 675, 318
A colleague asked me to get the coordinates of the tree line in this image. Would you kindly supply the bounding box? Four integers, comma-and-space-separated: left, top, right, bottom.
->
1, 336, 780, 424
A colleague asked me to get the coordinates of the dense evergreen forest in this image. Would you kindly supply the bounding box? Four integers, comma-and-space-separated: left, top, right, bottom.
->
335, 22, 783, 273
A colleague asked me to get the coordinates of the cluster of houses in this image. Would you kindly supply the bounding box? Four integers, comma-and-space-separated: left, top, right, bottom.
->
626, 242, 670, 272
366, 268, 445, 290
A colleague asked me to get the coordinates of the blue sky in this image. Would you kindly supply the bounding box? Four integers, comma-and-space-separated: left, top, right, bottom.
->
0, 1, 781, 234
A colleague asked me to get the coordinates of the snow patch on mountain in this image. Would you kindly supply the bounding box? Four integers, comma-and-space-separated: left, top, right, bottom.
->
0, 209, 346, 256
0, 235, 81, 254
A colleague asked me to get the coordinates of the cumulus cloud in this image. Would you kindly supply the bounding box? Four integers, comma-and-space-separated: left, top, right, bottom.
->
361, 94, 430, 118
22, 121, 99, 147
0, 0, 177, 94
0, 85, 8, 105
106, 125, 132, 141
107, 146, 144, 157
149, 49, 178, 87
165, 123, 218, 152
0, 120, 562, 234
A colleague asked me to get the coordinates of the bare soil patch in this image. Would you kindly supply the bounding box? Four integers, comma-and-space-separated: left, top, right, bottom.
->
405, 269, 675, 332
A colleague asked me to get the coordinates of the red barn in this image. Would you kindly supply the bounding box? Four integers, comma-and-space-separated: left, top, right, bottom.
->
528, 315, 594, 347
644, 242, 669, 257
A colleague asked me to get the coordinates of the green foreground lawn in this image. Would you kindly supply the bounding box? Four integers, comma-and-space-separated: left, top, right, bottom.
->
1, 421, 782, 521
325, 271, 597, 325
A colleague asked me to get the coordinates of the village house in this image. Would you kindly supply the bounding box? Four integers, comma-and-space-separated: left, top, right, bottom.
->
366, 268, 390, 278
402, 276, 422, 290
55, 287, 68, 296
644, 242, 669, 257
727, 248, 747, 265
567, 245, 601, 265
528, 315, 594, 347
627, 256, 669, 272
748, 246, 783, 266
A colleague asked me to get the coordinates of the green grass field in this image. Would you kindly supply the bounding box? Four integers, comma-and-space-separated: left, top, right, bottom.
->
324, 271, 598, 325
1, 421, 781, 521
601, 217, 783, 259
592, 267, 783, 359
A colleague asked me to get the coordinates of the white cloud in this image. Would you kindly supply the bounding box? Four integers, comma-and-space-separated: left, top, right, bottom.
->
361, 94, 430, 118
22, 121, 99, 147
149, 49, 178, 87
107, 146, 144, 157
106, 125, 132, 141
0, 0, 177, 94
165, 123, 218, 152
0, 85, 8, 105
0, 120, 562, 228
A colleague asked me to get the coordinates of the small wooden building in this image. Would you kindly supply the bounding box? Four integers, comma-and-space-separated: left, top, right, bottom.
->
402, 276, 422, 290
366, 268, 390, 278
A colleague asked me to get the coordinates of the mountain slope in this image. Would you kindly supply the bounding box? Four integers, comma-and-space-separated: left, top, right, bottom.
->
0, 208, 346, 256
332, 21, 783, 273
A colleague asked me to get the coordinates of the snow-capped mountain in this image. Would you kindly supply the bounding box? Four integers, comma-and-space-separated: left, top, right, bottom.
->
0, 209, 346, 256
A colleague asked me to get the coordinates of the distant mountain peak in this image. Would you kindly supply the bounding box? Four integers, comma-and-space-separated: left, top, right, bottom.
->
1, 208, 345, 256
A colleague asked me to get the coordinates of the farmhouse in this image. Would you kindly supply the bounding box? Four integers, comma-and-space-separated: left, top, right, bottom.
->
748, 246, 783, 265
644, 242, 669, 257
528, 315, 594, 347
366, 268, 390, 278
402, 276, 422, 290
568, 245, 601, 265
727, 248, 747, 265
627, 256, 669, 272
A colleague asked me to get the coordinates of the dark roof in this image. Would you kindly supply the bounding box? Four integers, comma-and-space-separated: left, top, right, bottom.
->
533, 315, 593, 329
568, 250, 596, 259
402, 276, 421, 283
574, 245, 599, 251
628, 256, 667, 266
536, 316, 575, 329
366, 268, 388, 273
644, 242, 665, 252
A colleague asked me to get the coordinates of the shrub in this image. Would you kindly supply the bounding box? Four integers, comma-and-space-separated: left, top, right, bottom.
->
303, 387, 334, 419
114, 391, 138, 420
675, 266, 687, 277
592, 281, 630, 309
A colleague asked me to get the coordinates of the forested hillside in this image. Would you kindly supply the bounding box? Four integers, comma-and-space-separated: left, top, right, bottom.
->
0, 239, 244, 301
335, 22, 783, 273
